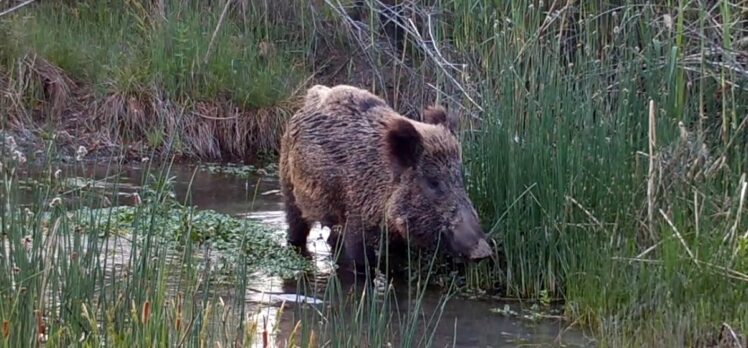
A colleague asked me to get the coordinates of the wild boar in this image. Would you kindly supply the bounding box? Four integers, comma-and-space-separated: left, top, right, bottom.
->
279, 84, 492, 272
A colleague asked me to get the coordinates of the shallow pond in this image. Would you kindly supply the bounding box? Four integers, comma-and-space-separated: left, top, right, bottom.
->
28, 162, 594, 347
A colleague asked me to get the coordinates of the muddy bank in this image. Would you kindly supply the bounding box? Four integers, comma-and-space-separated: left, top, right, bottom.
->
0, 83, 292, 166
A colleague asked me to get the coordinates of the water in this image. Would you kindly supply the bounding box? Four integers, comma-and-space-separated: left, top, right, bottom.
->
27, 162, 594, 347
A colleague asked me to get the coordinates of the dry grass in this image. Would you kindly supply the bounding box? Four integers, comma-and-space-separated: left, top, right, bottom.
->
24, 54, 76, 121
1, 55, 300, 162
0, 0, 314, 162
0, 0, 485, 163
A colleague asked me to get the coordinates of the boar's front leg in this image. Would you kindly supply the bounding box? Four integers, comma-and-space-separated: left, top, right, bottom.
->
339, 223, 378, 276
282, 188, 312, 256
316, 214, 345, 260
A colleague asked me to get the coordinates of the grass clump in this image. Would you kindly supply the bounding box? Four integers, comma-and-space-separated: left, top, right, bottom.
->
0, 0, 305, 108
424, 0, 748, 345
0, 0, 311, 161
0, 137, 307, 346
0, 134, 452, 347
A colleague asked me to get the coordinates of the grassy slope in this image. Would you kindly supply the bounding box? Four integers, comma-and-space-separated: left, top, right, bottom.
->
0, 0, 309, 161
0, 1, 306, 106
1, 0, 748, 346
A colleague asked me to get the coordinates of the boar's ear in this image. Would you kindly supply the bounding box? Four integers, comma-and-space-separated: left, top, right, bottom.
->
385, 118, 423, 179
422, 105, 457, 134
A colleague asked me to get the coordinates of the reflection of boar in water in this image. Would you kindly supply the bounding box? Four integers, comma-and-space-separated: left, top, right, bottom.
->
279, 84, 492, 272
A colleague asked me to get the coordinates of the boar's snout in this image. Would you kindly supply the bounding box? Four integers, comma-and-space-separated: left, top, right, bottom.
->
468, 239, 492, 260
451, 206, 492, 261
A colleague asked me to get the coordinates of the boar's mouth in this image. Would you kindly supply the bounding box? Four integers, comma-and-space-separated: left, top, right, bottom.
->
447, 206, 493, 261
466, 239, 492, 260
447, 233, 492, 261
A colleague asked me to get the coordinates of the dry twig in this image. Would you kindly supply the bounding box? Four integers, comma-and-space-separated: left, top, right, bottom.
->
0, 0, 35, 18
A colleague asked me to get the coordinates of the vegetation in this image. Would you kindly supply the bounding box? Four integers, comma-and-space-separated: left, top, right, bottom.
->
1, 0, 748, 346
0, 0, 309, 161
199, 162, 279, 178
451, 1, 748, 346
0, 139, 454, 347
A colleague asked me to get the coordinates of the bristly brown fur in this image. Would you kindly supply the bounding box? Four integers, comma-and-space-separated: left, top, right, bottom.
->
385, 118, 423, 180
422, 105, 447, 125
422, 105, 457, 134
279, 84, 488, 273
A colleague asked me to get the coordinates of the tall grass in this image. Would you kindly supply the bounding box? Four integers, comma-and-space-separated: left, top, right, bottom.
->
2, 0, 748, 345
0, 0, 312, 161
431, 0, 748, 345
0, 135, 451, 347
0, 143, 252, 346
0, 0, 306, 107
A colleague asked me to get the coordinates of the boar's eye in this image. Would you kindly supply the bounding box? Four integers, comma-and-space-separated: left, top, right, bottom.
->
426, 177, 441, 191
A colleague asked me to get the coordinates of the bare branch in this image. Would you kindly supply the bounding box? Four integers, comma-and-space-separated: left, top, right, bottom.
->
321, 0, 483, 119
